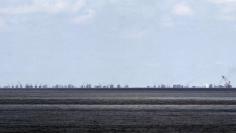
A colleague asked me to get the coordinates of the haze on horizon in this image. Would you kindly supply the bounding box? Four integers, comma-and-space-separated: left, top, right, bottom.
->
0, 0, 236, 87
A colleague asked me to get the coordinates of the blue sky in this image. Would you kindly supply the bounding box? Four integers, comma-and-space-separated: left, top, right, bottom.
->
0, 0, 236, 87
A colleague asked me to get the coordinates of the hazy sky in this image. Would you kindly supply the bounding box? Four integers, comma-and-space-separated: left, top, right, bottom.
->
0, 0, 236, 87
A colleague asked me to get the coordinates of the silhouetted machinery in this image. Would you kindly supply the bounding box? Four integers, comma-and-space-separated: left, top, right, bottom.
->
222, 76, 232, 88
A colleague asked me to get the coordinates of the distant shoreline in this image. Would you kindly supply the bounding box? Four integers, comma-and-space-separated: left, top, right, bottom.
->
0, 88, 235, 91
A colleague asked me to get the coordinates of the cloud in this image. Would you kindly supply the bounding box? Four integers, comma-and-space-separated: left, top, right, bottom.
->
0, 0, 87, 15
72, 9, 95, 24
172, 3, 193, 16
0, 0, 95, 27
209, 0, 236, 4
208, 0, 236, 21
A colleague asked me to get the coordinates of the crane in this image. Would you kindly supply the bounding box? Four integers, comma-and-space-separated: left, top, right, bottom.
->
222, 76, 232, 88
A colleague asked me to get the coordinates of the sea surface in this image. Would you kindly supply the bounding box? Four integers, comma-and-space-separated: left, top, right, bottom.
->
0, 88, 236, 133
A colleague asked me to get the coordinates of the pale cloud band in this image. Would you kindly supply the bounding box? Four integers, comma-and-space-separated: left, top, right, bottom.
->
209, 0, 236, 4
0, 0, 236, 30
208, 0, 236, 20
72, 9, 95, 24
0, 0, 93, 29
172, 3, 193, 16
0, 0, 87, 14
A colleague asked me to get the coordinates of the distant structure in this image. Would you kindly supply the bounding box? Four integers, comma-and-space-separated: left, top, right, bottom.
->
222, 75, 232, 88
173, 84, 184, 88
0, 76, 233, 89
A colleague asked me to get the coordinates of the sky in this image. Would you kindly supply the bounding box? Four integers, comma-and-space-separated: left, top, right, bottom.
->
0, 0, 236, 87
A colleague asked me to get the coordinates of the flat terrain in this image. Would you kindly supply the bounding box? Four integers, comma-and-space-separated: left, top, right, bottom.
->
0, 88, 236, 133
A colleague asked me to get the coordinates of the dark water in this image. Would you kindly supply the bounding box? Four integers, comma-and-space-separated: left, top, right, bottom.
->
0, 89, 236, 133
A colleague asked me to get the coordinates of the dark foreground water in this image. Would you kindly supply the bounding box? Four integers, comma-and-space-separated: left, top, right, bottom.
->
0, 88, 236, 133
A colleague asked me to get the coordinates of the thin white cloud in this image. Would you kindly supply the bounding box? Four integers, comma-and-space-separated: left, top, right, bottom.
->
72, 9, 95, 24
0, 0, 87, 15
0, 0, 95, 27
208, 0, 236, 21
209, 0, 236, 4
172, 3, 193, 16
